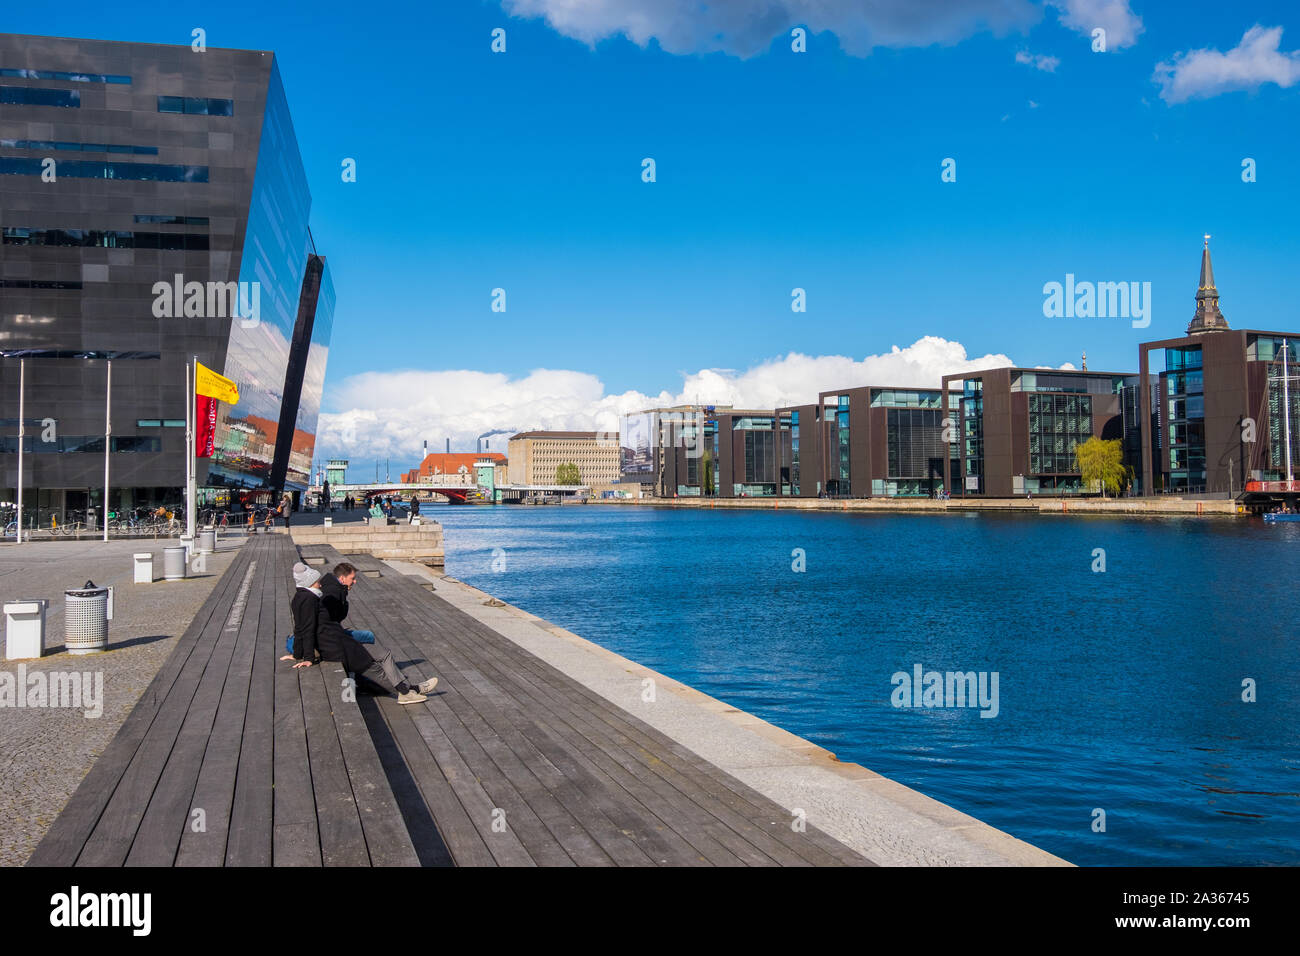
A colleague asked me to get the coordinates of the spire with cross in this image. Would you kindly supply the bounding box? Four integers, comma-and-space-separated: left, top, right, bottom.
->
1188, 234, 1229, 335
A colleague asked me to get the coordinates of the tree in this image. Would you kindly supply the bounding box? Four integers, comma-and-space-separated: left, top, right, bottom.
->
1073, 436, 1128, 497
554, 462, 581, 485
702, 450, 714, 496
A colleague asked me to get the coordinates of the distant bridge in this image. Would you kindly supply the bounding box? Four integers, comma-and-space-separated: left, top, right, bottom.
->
315, 475, 480, 504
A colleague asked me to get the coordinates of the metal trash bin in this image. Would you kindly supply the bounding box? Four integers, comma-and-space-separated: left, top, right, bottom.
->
4, 599, 49, 660
133, 552, 153, 583
64, 582, 111, 655
163, 545, 187, 581
198, 528, 216, 554
323, 517, 333, 528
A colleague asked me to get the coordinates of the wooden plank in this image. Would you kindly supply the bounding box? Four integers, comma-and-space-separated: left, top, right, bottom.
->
27, 539, 255, 866
369, 564, 867, 866
123, 551, 262, 865
348, 584, 646, 866
224, 535, 284, 865
300, 659, 370, 866
176, 538, 275, 866
269, 540, 321, 867
372, 695, 498, 866
323, 662, 420, 867
357, 697, 455, 867
73, 544, 263, 866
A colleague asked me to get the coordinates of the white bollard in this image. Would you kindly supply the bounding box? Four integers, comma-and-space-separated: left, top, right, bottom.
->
4, 599, 49, 660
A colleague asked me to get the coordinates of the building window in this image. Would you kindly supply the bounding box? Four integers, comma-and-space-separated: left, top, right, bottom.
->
1, 138, 159, 155
134, 215, 210, 225
0, 68, 130, 83
3, 227, 210, 250
0, 157, 209, 182
157, 96, 234, 116
0, 85, 80, 107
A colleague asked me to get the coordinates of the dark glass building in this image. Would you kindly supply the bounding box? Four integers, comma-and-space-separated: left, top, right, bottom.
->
940, 367, 1129, 497
813, 386, 958, 498
0, 33, 333, 521
1137, 240, 1300, 496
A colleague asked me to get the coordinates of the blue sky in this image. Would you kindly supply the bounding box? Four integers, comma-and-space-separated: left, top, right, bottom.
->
7, 1, 1300, 461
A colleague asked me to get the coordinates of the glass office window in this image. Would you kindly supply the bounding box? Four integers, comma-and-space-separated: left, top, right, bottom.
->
0, 86, 80, 107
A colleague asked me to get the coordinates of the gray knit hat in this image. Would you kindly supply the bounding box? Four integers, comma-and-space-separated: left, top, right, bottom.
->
292, 562, 321, 589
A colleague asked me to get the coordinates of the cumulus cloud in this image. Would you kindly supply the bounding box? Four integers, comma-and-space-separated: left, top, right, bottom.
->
1047, 0, 1142, 50
1153, 25, 1300, 103
1016, 50, 1059, 71
316, 337, 1015, 463
500, 0, 1041, 58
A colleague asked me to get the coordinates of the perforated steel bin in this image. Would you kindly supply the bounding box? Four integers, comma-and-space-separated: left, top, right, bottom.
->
163, 545, 187, 581
198, 529, 215, 553
64, 584, 110, 655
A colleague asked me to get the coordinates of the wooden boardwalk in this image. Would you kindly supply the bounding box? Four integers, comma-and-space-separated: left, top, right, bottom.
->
30, 532, 871, 867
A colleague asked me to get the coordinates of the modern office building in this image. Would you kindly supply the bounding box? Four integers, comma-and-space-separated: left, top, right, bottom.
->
507, 431, 620, 486
710, 408, 792, 497
814, 386, 959, 498
940, 367, 1129, 497
0, 34, 334, 520
621, 405, 716, 496
1137, 239, 1300, 495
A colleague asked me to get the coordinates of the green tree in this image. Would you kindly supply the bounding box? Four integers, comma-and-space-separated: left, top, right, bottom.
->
1073, 436, 1128, 497
702, 450, 714, 496
554, 462, 581, 485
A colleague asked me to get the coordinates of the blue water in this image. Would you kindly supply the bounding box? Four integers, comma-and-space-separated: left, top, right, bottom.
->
426, 503, 1300, 866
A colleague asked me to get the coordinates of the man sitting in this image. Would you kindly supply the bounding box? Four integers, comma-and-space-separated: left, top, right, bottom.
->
287, 564, 437, 704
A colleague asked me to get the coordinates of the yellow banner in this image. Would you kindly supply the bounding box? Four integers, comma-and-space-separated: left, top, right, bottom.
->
195, 362, 239, 404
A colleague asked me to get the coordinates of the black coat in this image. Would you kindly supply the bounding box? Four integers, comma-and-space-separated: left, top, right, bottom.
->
318, 572, 351, 625
290, 586, 372, 674
410, 498, 420, 515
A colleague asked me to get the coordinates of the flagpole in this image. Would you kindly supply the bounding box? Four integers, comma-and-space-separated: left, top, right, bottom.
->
103, 360, 111, 542
16, 359, 25, 544
187, 355, 197, 539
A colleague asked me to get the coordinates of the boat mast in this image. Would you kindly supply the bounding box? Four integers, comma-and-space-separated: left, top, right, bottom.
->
1285, 338, 1293, 484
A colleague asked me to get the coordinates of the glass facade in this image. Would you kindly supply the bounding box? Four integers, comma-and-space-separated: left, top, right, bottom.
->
208, 60, 319, 492
1163, 346, 1205, 491
1028, 393, 1093, 476
962, 380, 984, 494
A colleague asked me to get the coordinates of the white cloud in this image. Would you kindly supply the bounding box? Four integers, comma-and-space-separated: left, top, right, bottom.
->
1047, 0, 1142, 50
316, 337, 1015, 462
500, 0, 1041, 58
1016, 50, 1059, 71
1153, 25, 1300, 103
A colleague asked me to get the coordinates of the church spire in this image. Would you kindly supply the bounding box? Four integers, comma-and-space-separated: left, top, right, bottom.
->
1188, 234, 1229, 335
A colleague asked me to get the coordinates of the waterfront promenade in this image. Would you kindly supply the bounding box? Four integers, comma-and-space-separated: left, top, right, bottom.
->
24, 522, 1067, 866
595, 495, 1241, 516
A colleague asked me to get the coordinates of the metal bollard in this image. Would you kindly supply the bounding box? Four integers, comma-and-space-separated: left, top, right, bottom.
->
163, 545, 187, 581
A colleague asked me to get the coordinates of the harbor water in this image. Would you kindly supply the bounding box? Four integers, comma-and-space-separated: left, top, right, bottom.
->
428, 502, 1300, 866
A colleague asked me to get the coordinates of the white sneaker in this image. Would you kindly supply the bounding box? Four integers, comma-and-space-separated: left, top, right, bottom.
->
396, 690, 427, 705
417, 677, 439, 695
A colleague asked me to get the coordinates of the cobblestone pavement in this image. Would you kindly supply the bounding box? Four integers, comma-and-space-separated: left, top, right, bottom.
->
0, 536, 245, 866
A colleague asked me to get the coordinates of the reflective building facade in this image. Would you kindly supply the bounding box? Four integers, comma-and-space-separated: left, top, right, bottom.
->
0, 34, 333, 519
